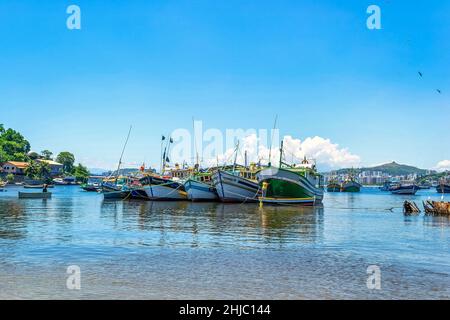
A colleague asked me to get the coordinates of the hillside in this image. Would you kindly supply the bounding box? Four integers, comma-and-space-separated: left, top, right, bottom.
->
334, 161, 433, 176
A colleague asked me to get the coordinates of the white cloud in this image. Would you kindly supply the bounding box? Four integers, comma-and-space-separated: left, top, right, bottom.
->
435, 160, 450, 172
206, 134, 361, 170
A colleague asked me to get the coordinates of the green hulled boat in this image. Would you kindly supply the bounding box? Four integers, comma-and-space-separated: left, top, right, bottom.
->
327, 176, 341, 192
257, 143, 324, 205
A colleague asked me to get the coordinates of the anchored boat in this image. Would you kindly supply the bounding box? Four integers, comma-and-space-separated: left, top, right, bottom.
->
326, 177, 341, 192
184, 171, 218, 201
390, 183, 419, 195
257, 142, 324, 205
212, 168, 260, 202
340, 170, 361, 192
140, 175, 187, 200
436, 182, 450, 193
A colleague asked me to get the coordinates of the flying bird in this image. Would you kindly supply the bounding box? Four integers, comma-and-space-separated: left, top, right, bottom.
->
418, 71, 423, 77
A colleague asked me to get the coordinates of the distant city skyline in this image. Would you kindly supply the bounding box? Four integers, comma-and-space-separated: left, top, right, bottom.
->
1, 1, 449, 171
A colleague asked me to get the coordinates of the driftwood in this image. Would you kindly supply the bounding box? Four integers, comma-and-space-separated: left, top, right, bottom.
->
423, 200, 450, 216
403, 201, 420, 215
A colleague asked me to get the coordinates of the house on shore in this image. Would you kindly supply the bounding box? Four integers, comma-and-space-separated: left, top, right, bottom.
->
36, 159, 63, 176
1, 161, 29, 175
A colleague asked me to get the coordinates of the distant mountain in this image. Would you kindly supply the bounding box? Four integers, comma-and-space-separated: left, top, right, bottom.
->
88, 168, 110, 175
332, 161, 434, 176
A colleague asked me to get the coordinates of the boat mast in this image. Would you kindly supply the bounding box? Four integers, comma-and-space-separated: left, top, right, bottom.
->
115, 125, 132, 183
232, 141, 240, 172
268, 114, 278, 167
244, 150, 248, 169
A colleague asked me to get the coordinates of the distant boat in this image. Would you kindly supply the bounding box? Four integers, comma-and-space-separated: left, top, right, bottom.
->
436, 183, 450, 193
340, 170, 361, 192
18, 192, 52, 199
341, 180, 362, 192
184, 172, 218, 201
390, 184, 419, 195
24, 184, 54, 189
327, 180, 341, 192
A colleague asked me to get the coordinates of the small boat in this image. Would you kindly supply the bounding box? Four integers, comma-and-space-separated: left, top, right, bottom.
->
423, 200, 450, 215
23, 184, 54, 189
184, 172, 218, 201
81, 184, 101, 192
18, 192, 52, 199
390, 184, 419, 195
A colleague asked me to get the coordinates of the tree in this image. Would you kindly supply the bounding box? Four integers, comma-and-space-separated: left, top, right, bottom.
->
24, 161, 40, 180
73, 163, 90, 183
27, 151, 39, 160
6, 173, 15, 183
41, 150, 53, 160
0, 128, 31, 162
37, 161, 52, 183
56, 152, 75, 174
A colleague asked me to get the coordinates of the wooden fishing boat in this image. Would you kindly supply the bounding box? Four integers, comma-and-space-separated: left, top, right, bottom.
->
340, 170, 361, 192
18, 192, 52, 199
327, 180, 341, 192
140, 175, 187, 200
102, 189, 131, 200
257, 153, 324, 205
390, 184, 419, 195
184, 172, 218, 201
212, 168, 260, 203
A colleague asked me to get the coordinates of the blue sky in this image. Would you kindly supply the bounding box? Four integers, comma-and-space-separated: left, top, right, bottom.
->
1, 0, 449, 170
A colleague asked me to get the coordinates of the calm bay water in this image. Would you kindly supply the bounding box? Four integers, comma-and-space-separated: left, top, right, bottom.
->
0, 185, 449, 299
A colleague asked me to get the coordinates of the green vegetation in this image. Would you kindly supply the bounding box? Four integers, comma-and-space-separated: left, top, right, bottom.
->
24, 160, 51, 183
6, 173, 15, 183
0, 124, 31, 163
73, 163, 90, 183
1, 124, 90, 181
56, 152, 76, 174
335, 161, 432, 176
41, 150, 53, 160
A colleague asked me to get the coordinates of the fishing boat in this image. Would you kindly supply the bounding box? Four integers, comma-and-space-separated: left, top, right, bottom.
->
184, 172, 218, 201
340, 170, 361, 192
326, 178, 341, 192
257, 142, 324, 205
18, 192, 52, 199
390, 183, 419, 195
102, 189, 131, 200
140, 175, 187, 200
436, 182, 450, 193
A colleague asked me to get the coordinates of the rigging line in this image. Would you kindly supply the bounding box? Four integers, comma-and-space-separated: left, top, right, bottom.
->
114, 125, 132, 181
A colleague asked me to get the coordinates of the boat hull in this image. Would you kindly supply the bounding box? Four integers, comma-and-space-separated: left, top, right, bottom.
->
341, 181, 361, 192
212, 170, 260, 202
103, 190, 131, 200
24, 184, 54, 189
19, 192, 52, 199
257, 167, 323, 205
143, 184, 187, 200
391, 185, 419, 195
436, 184, 450, 193
184, 179, 218, 201
327, 183, 341, 192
